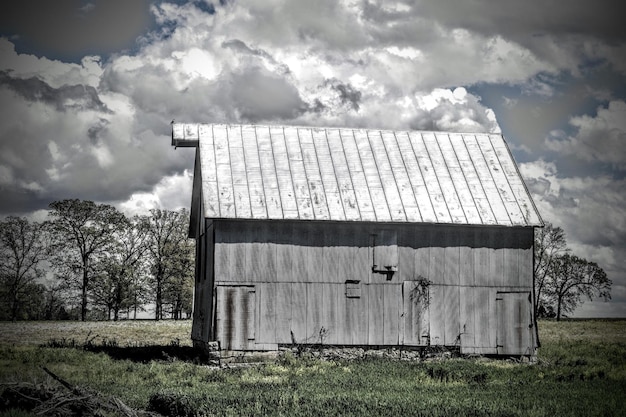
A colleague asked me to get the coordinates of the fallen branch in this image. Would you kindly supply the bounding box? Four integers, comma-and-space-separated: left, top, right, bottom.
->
42, 366, 74, 392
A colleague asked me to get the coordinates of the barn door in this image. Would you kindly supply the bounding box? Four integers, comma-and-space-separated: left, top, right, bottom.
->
495, 292, 533, 356
215, 286, 256, 350
401, 281, 430, 346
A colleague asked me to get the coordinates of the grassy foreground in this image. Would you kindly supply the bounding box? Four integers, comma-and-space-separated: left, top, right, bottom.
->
1, 320, 625, 416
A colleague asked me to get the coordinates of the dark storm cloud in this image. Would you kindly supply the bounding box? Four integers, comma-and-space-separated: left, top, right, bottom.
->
229, 67, 309, 122
416, 0, 626, 43
222, 39, 273, 61
327, 80, 362, 111
0, 70, 110, 112
0, 0, 153, 60
87, 118, 110, 143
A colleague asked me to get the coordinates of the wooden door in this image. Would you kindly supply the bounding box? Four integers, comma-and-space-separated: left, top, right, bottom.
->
495, 292, 533, 356
215, 286, 256, 350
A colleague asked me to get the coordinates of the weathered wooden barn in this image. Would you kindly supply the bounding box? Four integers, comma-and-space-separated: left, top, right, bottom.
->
171, 123, 543, 357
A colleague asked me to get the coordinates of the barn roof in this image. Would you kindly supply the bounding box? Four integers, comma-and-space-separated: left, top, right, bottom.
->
172, 123, 542, 227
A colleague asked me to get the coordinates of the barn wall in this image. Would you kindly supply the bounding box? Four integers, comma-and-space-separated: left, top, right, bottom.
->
191, 218, 215, 346
210, 220, 534, 353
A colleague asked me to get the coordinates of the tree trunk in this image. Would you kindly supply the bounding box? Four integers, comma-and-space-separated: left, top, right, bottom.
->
556, 295, 562, 321
155, 278, 162, 321
81, 268, 89, 321
11, 289, 19, 321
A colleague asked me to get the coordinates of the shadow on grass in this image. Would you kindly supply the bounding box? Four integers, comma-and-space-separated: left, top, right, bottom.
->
83, 344, 207, 363
42, 339, 215, 364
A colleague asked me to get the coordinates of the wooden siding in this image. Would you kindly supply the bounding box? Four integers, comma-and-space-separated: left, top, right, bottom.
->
175, 123, 542, 228
209, 220, 534, 352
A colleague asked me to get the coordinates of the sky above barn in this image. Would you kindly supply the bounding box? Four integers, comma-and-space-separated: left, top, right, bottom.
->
0, 0, 624, 318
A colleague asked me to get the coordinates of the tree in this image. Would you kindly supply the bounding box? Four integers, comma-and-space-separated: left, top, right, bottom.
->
143, 208, 192, 320
162, 235, 194, 319
0, 217, 47, 320
91, 216, 148, 320
546, 254, 611, 321
533, 223, 568, 318
48, 199, 126, 321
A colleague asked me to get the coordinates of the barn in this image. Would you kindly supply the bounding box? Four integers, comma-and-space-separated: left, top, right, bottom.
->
171, 123, 543, 357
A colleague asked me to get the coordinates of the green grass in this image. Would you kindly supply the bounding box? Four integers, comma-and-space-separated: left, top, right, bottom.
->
1, 320, 625, 416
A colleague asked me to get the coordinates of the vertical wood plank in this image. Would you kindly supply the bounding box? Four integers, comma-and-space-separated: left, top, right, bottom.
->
444, 227, 460, 286
489, 229, 504, 287
290, 282, 307, 343
322, 227, 341, 284
232, 222, 246, 280
459, 286, 475, 352
414, 225, 430, 279
429, 227, 445, 285
367, 284, 384, 345
258, 284, 276, 344
245, 223, 261, 282
214, 224, 229, 281
519, 228, 534, 290
322, 283, 339, 344
336, 283, 349, 344
337, 224, 356, 283
503, 230, 519, 288
383, 284, 401, 345
429, 284, 445, 345
444, 285, 460, 346
355, 282, 369, 344
275, 283, 292, 343
306, 283, 324, 343
475, 287, 491, 348
291, 222, 309, 283
474, 228, 490, 286
275, 223, 293, 282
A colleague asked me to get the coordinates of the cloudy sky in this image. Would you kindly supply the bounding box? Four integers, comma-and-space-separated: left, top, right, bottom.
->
1, 0, 624, 317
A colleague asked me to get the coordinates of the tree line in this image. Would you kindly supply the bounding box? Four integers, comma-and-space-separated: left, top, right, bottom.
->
533, 223, 611, 321
0, 199, 194, 321
1, 201, 611, 323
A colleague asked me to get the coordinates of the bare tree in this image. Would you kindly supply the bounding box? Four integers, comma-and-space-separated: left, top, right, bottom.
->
534, 223, 568, 318
546, 254, 611, 320
48, 199, 126, 321
91, 216, 148, 320
0, 217, 47, 320
143, 208, 191, 320
163, 235, 194, 319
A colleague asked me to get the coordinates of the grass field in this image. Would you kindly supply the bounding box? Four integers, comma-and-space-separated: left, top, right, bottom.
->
0, 319, 625, 416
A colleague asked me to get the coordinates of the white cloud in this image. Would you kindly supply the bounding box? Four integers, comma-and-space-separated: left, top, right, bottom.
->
0, 38, 103, 88
520, 159, 626, 311
118, 169, 193, 216
546, 100, 626, 169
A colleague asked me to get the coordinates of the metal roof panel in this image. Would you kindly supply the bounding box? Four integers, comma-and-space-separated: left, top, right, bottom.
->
174, 123, 542, 227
